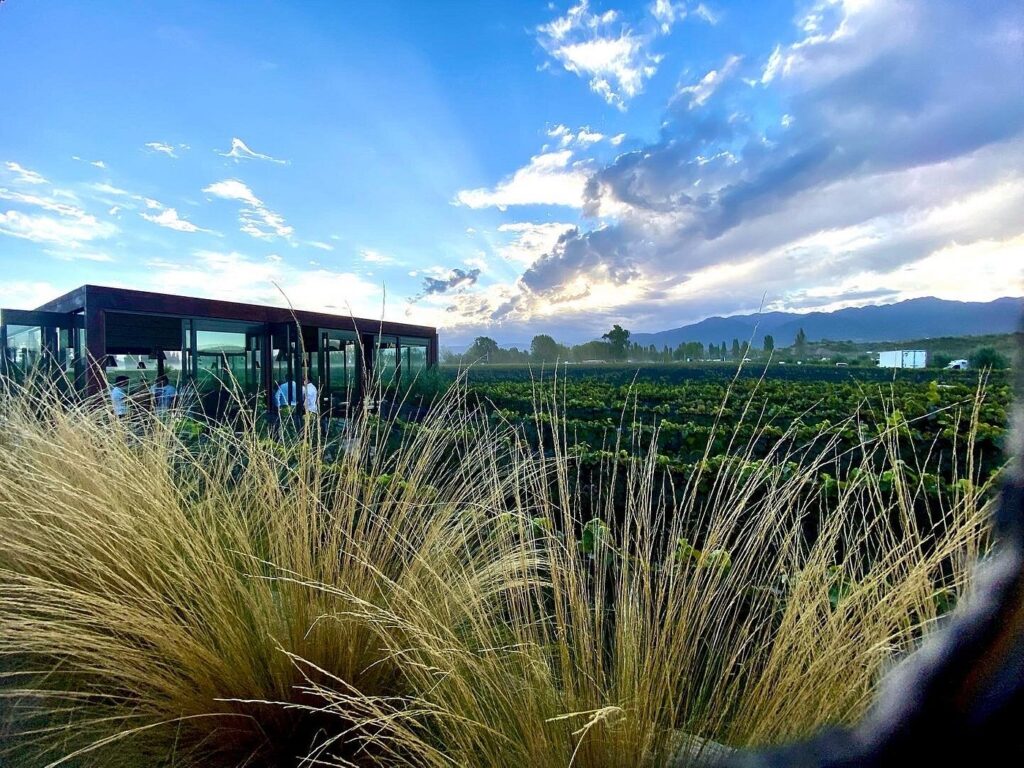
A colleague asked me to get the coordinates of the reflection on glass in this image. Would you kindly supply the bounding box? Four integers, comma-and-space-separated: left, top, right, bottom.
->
374, 337, 398, 388
401, 338, 429, 380
196, 330, 255, 394
4, 325, 42, 382
324, 333, 358, 396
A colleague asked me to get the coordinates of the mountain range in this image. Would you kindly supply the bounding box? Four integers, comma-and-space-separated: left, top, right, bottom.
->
629, 297, 1023, 349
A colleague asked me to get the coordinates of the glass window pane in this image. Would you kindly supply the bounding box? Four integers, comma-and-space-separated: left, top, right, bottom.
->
4, 325, 42, 382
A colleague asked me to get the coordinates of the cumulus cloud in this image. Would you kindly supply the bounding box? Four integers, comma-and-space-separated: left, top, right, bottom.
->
216, 138, 287, 165
496, 222, 577, 266
202, 178, 293, 240
450, 0, 1024, 334
455, 151, 590, 209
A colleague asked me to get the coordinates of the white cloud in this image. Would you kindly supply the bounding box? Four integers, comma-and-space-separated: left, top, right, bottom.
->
497, 222, 577, 266
202, 178, 293, 240
760, 45, 784, 84
0, 182, 117, 251
0, 187, 83, 216
547, 124, 611, 148
676, 54, 742, 108
91, 182, 130, 197
145, 142, 187, 159
693, 3, 718, 25
91, 160, 106, 169
537, 1, 663, 109
609, 133, 627, 146
149, 249, 387, 319
140, 206, 211, 234
4, 162, 47, 185
0, 209, 116, 248
308, 240, 335, 251
203, 179, 261, 207
455, 151, 590, 209
216, 138, 287, 165
361, 249, 397, 264
651, 0, 686, 34
0, 281, 62, 309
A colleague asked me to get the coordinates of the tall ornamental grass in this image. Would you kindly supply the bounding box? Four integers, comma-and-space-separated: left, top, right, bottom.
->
0, 374, 996, 767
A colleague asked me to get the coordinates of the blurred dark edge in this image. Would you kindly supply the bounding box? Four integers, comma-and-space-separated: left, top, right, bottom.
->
720, 313, 1024, 767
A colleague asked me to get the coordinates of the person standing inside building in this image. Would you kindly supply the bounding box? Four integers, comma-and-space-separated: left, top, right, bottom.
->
302, 375, 320, 436
110, 375, 129, 417
152, 374, 176, 414
274, 378, 297, 409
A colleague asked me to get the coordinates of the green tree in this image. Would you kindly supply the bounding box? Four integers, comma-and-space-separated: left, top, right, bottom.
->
720, 341, 726, 361
466, 336, 500, 363
929, 352, 953, 369
731, 339, 741, 360
530, 334, 562, 363
602, 324, 631, 361
763, 334, 775, 353
794, 328, 807, 358
971, 347, 1009, 369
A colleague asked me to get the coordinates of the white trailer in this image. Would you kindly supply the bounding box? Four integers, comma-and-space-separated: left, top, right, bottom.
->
878, 349, 927, 369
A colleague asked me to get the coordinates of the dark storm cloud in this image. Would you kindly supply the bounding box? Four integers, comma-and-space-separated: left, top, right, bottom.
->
414, 267, 481, 301
503, 0, 1024, 319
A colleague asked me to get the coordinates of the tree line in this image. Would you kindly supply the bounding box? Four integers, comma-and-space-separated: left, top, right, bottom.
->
443, 324, 1011, 369
444, 326, 794, 365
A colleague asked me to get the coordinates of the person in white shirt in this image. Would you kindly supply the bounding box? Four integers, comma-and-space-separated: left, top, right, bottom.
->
110, 375, 129, 417
151, 374, 176, 414
274, 379, 297, 409
303, 376, 318, 415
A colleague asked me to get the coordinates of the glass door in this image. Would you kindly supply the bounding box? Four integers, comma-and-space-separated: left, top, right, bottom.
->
321, 330, 358, 415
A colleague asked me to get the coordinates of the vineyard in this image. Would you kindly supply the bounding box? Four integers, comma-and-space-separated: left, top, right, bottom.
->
439, 363, 1011, 516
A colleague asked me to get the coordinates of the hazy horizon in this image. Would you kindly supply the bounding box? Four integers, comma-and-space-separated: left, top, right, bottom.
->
1, 1, 1021, 347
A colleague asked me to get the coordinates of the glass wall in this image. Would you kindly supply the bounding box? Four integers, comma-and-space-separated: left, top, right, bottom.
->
374, 336, 399, 389
400, 337, 430, 381
322, 330, 359, 410
4, 325, 42, 383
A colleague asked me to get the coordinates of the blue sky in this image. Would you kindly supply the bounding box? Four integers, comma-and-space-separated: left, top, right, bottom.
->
1, 0, 1021, 345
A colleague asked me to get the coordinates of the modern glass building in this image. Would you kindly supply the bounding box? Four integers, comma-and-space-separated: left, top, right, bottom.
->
0, 285, 438, 414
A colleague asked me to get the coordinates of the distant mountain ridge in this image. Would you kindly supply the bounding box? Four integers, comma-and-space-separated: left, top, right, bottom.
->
630, 297, 1023, 349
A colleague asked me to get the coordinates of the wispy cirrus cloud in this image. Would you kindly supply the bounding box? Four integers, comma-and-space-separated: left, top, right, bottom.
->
140, 204, 213, 234
537, 0, 715, 109
0, 166, 117, 252
5, 161, 47, 185
0, 208, 116, 250
216, 138, 287, 165
145, 141, 189, 158
675, 54, 742, 108
203, 178, 293, 240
